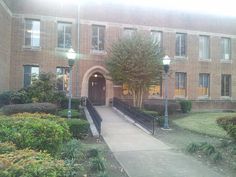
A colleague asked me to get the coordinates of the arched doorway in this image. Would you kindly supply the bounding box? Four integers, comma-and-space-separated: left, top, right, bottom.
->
88, 72, 106, 105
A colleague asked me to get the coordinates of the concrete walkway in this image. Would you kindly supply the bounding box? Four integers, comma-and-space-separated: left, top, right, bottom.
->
96, 106, 226, 177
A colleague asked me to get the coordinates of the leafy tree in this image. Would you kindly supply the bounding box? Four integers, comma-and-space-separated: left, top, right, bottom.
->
106, 33, 163, 108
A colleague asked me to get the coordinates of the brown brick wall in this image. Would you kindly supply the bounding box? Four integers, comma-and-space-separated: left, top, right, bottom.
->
0, 2, 11, 93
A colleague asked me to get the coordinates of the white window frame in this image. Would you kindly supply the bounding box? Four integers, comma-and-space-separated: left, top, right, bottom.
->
57, 22, 72, 49
199, 35, 210, 60
221, 37, 231, 61
175, 33, 187, 57
23, 65, 39, 88
24, 19, 40, 49
91, 25, 105, 51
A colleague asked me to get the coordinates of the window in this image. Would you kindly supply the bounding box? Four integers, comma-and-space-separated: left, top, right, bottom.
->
122, 83, 132, 96
57, 22, 72, 48
92, 25, 105, 51
199, 35, 210, 59
176, 33, 186, 57
23, 65, 39, 87
24, 19, 40, 47
221, 75, 231, 97
199, 73, 210, 97
149, 84, 162, 97
175, 72, 187, 97
151, 31, 162, 52
123, 28, 137, 38
56, 67, 69, 92
221, 38, 231, 60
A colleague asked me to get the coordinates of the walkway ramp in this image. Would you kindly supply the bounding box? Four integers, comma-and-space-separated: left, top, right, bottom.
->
96, 106, 226, 177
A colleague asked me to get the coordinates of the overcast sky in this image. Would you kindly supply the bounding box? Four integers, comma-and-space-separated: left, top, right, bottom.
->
61, 0, 236, 17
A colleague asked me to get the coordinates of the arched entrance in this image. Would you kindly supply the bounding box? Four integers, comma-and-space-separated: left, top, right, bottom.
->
88, 72, 106, 105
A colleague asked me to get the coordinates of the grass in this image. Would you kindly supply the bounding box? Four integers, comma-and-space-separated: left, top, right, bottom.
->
173, 112, 236, 138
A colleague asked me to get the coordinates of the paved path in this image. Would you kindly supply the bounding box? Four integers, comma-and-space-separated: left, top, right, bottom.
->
96, 106, 227, 177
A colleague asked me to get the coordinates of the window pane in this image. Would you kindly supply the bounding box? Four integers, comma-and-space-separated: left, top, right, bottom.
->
199, 36, 210, 59
221, 75, 231, 96
92, 25, 105, 51
57, 22, 72, 48
199, 73, 210, 96
56, 67, 69, 92
25, 19, 40, 47
176, 33, 186, 56
24, 66, 39, 88
175, 72, 187, 96
221, 38, 231, 60
123, 28, 136, 38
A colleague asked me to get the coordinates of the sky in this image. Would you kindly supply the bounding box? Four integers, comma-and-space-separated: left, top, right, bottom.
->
76, 0, 236, 17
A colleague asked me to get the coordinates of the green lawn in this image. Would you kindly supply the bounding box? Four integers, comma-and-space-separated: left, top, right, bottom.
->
173, 112, 236, 138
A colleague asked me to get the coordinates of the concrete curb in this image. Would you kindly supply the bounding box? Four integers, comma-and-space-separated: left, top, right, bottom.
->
112, 107, 152, 135
84, 107, 99, 137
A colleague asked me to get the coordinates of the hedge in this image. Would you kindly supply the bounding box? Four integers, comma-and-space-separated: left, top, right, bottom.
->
66, 119, 90, 139
1, 102, 57, 115
217, 116, 236, 141
143, 102, 179, 115
0, 149, 67, 177
0, 116, 71, 154
60, 98, 81, 109
58, 109, 82, 118
179, 100, 192, 113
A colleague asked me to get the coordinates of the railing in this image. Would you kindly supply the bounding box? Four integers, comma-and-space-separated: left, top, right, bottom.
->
85, 97, 102, 136
113, 97, 156, 135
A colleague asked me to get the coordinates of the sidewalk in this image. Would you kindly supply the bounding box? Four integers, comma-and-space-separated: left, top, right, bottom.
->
96, 106, 226, 177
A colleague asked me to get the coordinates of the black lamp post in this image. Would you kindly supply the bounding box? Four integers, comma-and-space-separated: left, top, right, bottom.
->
163, 55, 171, 129
67, 48, 76, 119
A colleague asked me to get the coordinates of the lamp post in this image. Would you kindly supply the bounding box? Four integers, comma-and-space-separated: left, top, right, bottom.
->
67, 48, 76, 119
163, 55, 171, 129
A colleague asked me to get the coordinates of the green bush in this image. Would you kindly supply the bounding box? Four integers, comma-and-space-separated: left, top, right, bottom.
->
58, 109, 81, 118
66, 119, 90, 139
1, 102, 57, 115
0, 91, 13, 107
87, 148, 99, 158
186, 143, 199, 154
0, 142, 16, 154
60, 139, 83, 160
0, 149, 68, 177
217, 116, 236, 141
60, 98, 81, 109
143, 102, 179, 115
10, 89, 31, 104
0, 116, 71, 154
90, 157, 105, 172
179, 100, 192, 113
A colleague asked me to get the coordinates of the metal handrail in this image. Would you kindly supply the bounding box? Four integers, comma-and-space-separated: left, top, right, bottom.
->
85, 97, 102, 136
113, 97, 156, 134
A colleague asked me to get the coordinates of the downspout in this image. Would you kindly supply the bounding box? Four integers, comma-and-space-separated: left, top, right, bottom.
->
75, 2, 80, 97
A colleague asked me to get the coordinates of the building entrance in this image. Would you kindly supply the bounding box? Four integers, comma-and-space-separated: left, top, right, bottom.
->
88, 72, 106, 105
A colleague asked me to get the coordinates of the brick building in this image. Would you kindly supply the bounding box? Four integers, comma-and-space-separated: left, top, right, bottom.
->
1, 0, 236, 107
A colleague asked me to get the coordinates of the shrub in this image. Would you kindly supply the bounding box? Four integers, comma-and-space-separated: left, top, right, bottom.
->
0, 142, 16, 154
0, 149, 68, 177
66, 119, 90, 139
90, 157, 105, 172
10, 89, 31, 104
60, 98, 81, 109
58, 109, 81, 118
0, 91, 13, 107
1, 102, 57, 115
186, 143, 199, 154
143, 102, 179, 115
179, 100, 192, 113
0, 116, 71, 154
217, 116, 236, 141
60, 139, 83, 160
87, 148, 99, 158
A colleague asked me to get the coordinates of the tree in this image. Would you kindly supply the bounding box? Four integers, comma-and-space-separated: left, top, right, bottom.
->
106, 33, 163, 108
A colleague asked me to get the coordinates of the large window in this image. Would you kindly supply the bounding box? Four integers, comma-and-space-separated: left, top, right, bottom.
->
199, 35, 210, 59
199, 73, 210, 97
56, 67, 69, 92
23, 65, 39, 87
57, 22, 72, 48
123, 28, 137, 38
92, 25, 105, 51
24, 19, 40, 47
151, 31, 162, 52
221, 74, 231, 97
175, 72, 187, 97
176, 33, 186, 57
221, 38, 231, 60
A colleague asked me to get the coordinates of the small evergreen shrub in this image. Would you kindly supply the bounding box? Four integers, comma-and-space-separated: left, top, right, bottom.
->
0, 91, 13, 107
90, 157, 105, 172
60, 98, 81, 109
60, 139, 83, 160
58, 109, 81, 118
186, 143, 199, 154
0, 116, 71, 154
217, 116, 236, 141
0, 149, 68, 177
1, 102, 57, 115
0, 142, 16, 154
87, 148, 99, 158
66, 119, 90, 139
179, 100, 192, 113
